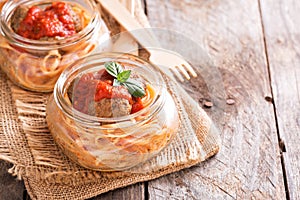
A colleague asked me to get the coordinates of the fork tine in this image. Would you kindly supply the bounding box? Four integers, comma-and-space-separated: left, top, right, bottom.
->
182, 63, 197, 77
176, 65, 191, 80
169, 67, 185, 82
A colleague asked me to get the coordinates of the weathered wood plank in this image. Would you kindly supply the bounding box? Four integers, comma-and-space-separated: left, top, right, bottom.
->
259, 0, 300, 199
24, 183, 145, 200
0, 160, 25, 200
146, 0, 285, 199
90, 183, 145, 200
24, 182, 145, 200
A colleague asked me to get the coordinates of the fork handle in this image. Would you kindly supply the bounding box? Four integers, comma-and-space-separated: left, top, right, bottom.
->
99, 0, 160, 48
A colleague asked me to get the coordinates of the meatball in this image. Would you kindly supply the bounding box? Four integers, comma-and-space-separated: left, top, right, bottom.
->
11, 6, 28, 32
130, 72, 147, 89
91, 98, 132, 118
69, 7, 83, 32
89, 84, 133, 118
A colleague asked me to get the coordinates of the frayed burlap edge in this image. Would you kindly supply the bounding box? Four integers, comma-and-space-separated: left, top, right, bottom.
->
1, 69, 221, 200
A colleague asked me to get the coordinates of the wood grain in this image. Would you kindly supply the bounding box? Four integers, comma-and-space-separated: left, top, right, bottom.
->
259, 0, 300, 199
146, 0, 286, 199
90, 183, 145, 200
0, 160, 25, 200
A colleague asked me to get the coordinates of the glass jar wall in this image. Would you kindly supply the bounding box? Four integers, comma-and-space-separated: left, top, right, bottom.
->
46, 53, 179, 171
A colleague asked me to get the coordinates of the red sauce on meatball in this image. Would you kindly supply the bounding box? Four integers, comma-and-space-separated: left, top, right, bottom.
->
17, 2, 76, 39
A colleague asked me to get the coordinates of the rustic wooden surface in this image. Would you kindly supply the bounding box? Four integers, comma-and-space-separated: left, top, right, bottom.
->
1, 0, 299, 199
0, 161, 24, 200
146, 0, 285, 199
259, 0, 300, 199
90, 183, 145, 200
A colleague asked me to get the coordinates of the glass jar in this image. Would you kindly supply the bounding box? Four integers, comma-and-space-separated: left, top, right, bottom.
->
0, 0, 107, 92
46, 52, 179, 171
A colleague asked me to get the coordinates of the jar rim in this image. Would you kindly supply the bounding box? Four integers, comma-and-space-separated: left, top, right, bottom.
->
0, 0, 100, 51
53, 52, 166, 128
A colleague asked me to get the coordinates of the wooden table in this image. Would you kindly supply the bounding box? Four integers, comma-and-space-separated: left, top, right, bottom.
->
1, 0, 299, 199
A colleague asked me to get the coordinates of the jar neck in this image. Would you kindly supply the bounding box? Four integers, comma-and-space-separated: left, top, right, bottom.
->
0, 0, 100, 51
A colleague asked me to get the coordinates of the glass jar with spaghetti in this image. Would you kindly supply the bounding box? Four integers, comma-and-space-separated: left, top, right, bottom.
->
46, 53, 180, 171
0, 0, 107, 92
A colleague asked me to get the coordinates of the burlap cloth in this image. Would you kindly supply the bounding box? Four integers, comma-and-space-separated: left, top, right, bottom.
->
0, 1, 221, 199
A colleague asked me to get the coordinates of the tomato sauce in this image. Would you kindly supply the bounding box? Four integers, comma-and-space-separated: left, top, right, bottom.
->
94, 82, 133, 103
72, 69, 145, 115
17, 2, 76, 39
131, 97, 144, 114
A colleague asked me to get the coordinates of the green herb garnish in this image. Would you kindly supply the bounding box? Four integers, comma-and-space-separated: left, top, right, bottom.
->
104, 61, 146, 97
105, 61, 123, 77
117, 70, 131, 83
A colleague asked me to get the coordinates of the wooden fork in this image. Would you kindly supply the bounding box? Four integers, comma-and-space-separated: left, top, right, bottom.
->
99, 0, 197, 82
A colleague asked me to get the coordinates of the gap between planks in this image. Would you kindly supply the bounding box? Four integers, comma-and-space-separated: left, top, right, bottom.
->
257, 0, 290, 199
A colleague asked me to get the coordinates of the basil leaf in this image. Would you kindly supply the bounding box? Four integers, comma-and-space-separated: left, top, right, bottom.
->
104, 62, 146, 97
104, 62, 123, 78
123, 79, 146, 97
117, 70, 131, 83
